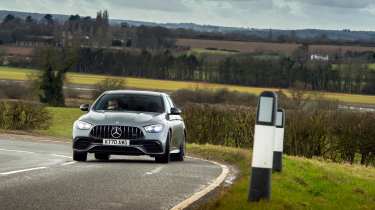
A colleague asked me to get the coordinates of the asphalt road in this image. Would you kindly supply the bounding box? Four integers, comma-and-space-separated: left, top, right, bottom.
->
0, 135, 223, 210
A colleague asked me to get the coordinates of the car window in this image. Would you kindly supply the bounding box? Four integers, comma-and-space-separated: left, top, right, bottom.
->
93, 94, 165, 113
166, 96, 175, 108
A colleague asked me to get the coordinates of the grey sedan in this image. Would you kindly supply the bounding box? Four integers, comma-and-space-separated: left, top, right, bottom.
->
72, 90, 186, 163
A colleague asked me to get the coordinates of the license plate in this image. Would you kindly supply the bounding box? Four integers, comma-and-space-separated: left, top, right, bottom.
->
103, 139, 130, 146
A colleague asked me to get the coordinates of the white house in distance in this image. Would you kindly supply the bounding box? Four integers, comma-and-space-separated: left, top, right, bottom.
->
310, 54, 329, 61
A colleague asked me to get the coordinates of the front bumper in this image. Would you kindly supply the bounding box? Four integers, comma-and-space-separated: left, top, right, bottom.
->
73, 137, 164, 156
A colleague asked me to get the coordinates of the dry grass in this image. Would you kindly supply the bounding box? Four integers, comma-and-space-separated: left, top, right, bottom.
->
177, 38, 375, 55
0, 46, 34, 56
177, 38, 300, 55
310, 44, 375, 54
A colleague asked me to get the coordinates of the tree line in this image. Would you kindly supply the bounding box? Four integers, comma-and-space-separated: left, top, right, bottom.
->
0, 11, 175, 49
65, 47, 375, 94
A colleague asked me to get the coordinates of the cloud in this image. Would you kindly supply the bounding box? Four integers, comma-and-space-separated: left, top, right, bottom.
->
96, 0, 190, 13
285, 0, 375, 9
1, 0, 375, 30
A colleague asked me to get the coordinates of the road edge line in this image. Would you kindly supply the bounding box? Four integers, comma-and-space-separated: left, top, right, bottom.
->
170, 156, 229, 210
0, 166, 48, 176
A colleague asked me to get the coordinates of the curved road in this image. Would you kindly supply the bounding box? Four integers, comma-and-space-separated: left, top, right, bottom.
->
0, 134, 223, 210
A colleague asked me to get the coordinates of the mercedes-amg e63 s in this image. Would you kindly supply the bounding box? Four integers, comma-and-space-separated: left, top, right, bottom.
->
72, 90, 186, 163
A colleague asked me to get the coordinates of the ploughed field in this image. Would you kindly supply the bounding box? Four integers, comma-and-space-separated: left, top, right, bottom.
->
0, 66, 375, 105
177, 38, 375, 55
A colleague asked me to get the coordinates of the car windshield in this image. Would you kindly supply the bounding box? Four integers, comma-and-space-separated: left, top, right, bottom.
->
93, 93, 164, 113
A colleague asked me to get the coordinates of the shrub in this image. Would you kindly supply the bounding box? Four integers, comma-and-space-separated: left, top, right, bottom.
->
0, 81, 34, 100
172, 88, 257, 107
180, 102, 375, 166
0, 100, 51, 130
183, 103, 255, 148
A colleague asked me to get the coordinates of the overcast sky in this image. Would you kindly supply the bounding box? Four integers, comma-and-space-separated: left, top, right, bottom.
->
1, 0, 375, 30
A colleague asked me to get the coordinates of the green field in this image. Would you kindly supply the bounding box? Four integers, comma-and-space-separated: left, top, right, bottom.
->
369, 64, 375, 70
189, 48, 238, 55
33, 107, 375, 210
1, 66, 375, 105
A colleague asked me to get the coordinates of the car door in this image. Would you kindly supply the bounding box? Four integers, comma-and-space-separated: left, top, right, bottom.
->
163, 95, 176, 149
165, 95, 184, 150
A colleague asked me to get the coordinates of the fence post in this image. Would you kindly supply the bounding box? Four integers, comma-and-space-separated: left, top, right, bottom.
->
248, 91, 278, 202
273, 109, 285, 172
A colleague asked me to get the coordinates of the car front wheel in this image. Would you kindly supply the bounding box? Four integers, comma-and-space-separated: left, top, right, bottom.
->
171, 136, 185, 162
73, 150, 87, 162
176, 141, 185, 161
155, 132, 170, 163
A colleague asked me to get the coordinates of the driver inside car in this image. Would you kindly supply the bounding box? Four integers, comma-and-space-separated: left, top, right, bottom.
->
107, 99, 119, 110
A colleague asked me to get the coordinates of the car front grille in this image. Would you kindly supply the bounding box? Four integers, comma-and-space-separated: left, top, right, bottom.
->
90, 125, 144, 139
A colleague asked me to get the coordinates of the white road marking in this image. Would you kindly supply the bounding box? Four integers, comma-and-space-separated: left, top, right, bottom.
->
51, 154, 72, 159
224, 174, 236, 185
61, 161, 76, 166
0, 148, 35, 154
0, 148, 71, 159
0, 167, 47, 176
171, 156, 230, 210
0, 147, 76, 175
38, 139, 70, 144
144, 166, 164, 176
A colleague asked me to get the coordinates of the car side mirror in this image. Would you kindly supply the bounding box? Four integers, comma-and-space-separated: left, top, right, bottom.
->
80, 104, 90, 112
170, 107, 182, 115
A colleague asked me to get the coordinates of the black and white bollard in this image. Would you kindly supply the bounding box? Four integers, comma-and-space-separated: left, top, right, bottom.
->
248, 91, 278, 202
273, 109, 285, 172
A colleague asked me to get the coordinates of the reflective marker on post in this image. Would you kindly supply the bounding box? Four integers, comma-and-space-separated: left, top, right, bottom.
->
248, 91, 277, 202
273, 109, 285, 172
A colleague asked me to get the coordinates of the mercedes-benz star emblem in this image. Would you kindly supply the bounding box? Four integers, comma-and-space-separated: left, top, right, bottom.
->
111, 127, 122, 139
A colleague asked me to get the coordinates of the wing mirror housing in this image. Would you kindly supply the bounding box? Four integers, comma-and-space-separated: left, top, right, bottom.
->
170, 107, 182, 115
80, 104, 90, 112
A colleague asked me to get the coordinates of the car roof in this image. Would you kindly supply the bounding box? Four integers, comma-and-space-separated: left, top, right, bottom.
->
103, 90, 167, 96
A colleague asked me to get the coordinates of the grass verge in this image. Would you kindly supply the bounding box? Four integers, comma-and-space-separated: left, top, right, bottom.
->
38, 107, 83, 138
1, 66, 375, 105
188, 144, 375, 210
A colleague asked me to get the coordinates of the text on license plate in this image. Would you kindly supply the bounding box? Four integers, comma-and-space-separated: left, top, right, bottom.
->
103, 139, 130, 146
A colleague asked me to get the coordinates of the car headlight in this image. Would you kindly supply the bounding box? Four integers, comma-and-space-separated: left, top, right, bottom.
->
144, 124, 163, 133
75, 121, 93, 130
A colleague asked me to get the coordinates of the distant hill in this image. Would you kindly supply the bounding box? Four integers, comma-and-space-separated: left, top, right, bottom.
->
0, 10, 68, 23
1, 9, 375, 43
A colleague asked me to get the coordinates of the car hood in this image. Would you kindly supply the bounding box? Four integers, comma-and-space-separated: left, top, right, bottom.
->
79, 111, 165, 126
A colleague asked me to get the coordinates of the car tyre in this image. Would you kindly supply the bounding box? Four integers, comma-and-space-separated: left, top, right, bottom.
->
171, 136, 185, 161
155, 132, 170, 164
95, 153, 110, 161
73, 150, 87, 162
177, 141, 185, 161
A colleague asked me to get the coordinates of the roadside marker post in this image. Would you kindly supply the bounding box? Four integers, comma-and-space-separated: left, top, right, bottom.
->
273, 109, 285, 172
248, 91, 278, 202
